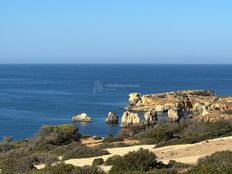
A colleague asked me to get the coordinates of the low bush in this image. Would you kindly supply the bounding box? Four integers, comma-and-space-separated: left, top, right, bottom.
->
102, 135, 124, 143
0, 148, 36, 174
28, 163, 106, 174
51, 142, 109, 160
222, 109, 232, 114
92, 158, 104, 166
135, 123, 179, 144
108, 149, 187, 174
104, 155, 122, 166
36, 124, 81, 146
0, 124, 108, 174
186, 151, 232, 174
0, 147, 59, 174
136, 119, 232, 147
0, 142, 15, 153
97, 142, 129, 149
109, 148, 158, 174
120, 124, 146, 138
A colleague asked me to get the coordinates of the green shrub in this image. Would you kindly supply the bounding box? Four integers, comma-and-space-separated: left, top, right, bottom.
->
28, 163, 106, 174
29, 162, 75, 174
105, 155, 122, 166
0, 142, 15, 153
72, 165, 106, 174
92, 158, 104, 166
0, 147, 59, 174
136, 119, 232, 147
186, 151, 232, 174
180, 119, 232, 144
52, 142, 109, 160
36, 124, 81, 146
30, 152, 59, 165
222, 109, 232, 114
0, 148, 35, 174
109, 148, 158, 174
97, 142, 130, 149
120, 124, 146, 138
136, 123, 179, 144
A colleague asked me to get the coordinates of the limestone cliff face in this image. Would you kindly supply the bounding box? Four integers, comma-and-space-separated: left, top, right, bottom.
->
126, 90, 232, 121
144, 108, 157, 125
121, 111, 141, 127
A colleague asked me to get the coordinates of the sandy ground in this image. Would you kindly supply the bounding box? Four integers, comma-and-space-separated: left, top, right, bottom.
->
36, 136, 232, 172
81, 138, 140, 147
152, 136, 232, 164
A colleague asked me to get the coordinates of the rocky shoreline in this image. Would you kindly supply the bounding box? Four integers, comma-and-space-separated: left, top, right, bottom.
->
72, 90, 232, 129
126, 90, 232, 122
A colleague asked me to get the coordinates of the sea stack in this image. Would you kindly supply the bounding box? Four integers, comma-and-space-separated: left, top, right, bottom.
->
72, 113, 92, 122
120, 111, 141, 127
105, 112, 119, 124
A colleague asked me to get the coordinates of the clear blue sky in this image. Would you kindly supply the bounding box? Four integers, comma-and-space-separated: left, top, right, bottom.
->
0, 0, 232, 64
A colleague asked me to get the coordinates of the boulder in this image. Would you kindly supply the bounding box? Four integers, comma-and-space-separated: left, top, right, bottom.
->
121, 111, 141, 127
167, 109, 180, 122
129, 93, 141, 105
144, 108, 157, 125
72, 113, 92, 122
105, 112, 119, 124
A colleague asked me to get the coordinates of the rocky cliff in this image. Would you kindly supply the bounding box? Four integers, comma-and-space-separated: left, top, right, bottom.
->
126, 90, 232, 122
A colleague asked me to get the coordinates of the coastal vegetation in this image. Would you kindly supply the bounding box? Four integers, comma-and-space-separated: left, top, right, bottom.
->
222, 109, 232, 115
186, 151, 232, 174
0, 120, 232, 173
133, 119, 232, 147
1, 110, 232, 173
28, 163, 105, 174
102, 134, 124, 143
92, 158, 104, 166
0, 124, 108, 174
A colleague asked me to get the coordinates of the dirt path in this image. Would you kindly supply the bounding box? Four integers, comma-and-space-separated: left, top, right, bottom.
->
152, 136, 232, 164
36, 136, 232, 172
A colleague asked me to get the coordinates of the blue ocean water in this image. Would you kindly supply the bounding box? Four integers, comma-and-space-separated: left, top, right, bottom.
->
1, 64, 232, 140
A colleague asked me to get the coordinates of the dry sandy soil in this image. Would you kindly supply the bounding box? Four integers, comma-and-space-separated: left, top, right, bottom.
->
36, 136, 232, 172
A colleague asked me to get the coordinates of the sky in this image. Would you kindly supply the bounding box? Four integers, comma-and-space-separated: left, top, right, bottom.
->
0, 0, 232, 64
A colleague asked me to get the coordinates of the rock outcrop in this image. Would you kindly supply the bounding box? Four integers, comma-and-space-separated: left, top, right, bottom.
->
167, 109, 181, 122
72, 113, 92, 122
126, 90, 232, 122
128, 93, 141, 106
105, 112, 119, 124
121, 111, 141, 127
144, 108, 157, 125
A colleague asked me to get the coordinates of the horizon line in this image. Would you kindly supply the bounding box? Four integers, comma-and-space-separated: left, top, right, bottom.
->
0, 63, 232, 65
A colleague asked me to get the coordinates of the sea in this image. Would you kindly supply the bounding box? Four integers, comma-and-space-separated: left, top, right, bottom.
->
1, 64, 232, 140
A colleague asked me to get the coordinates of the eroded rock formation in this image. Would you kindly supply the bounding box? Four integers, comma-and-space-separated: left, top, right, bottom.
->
105, 112, 119, 124
126, 90, 232, 122
72, 113, 92, 122
144, 108, 157, 125
167, 109, 181, 122
121, 111, 141, 127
